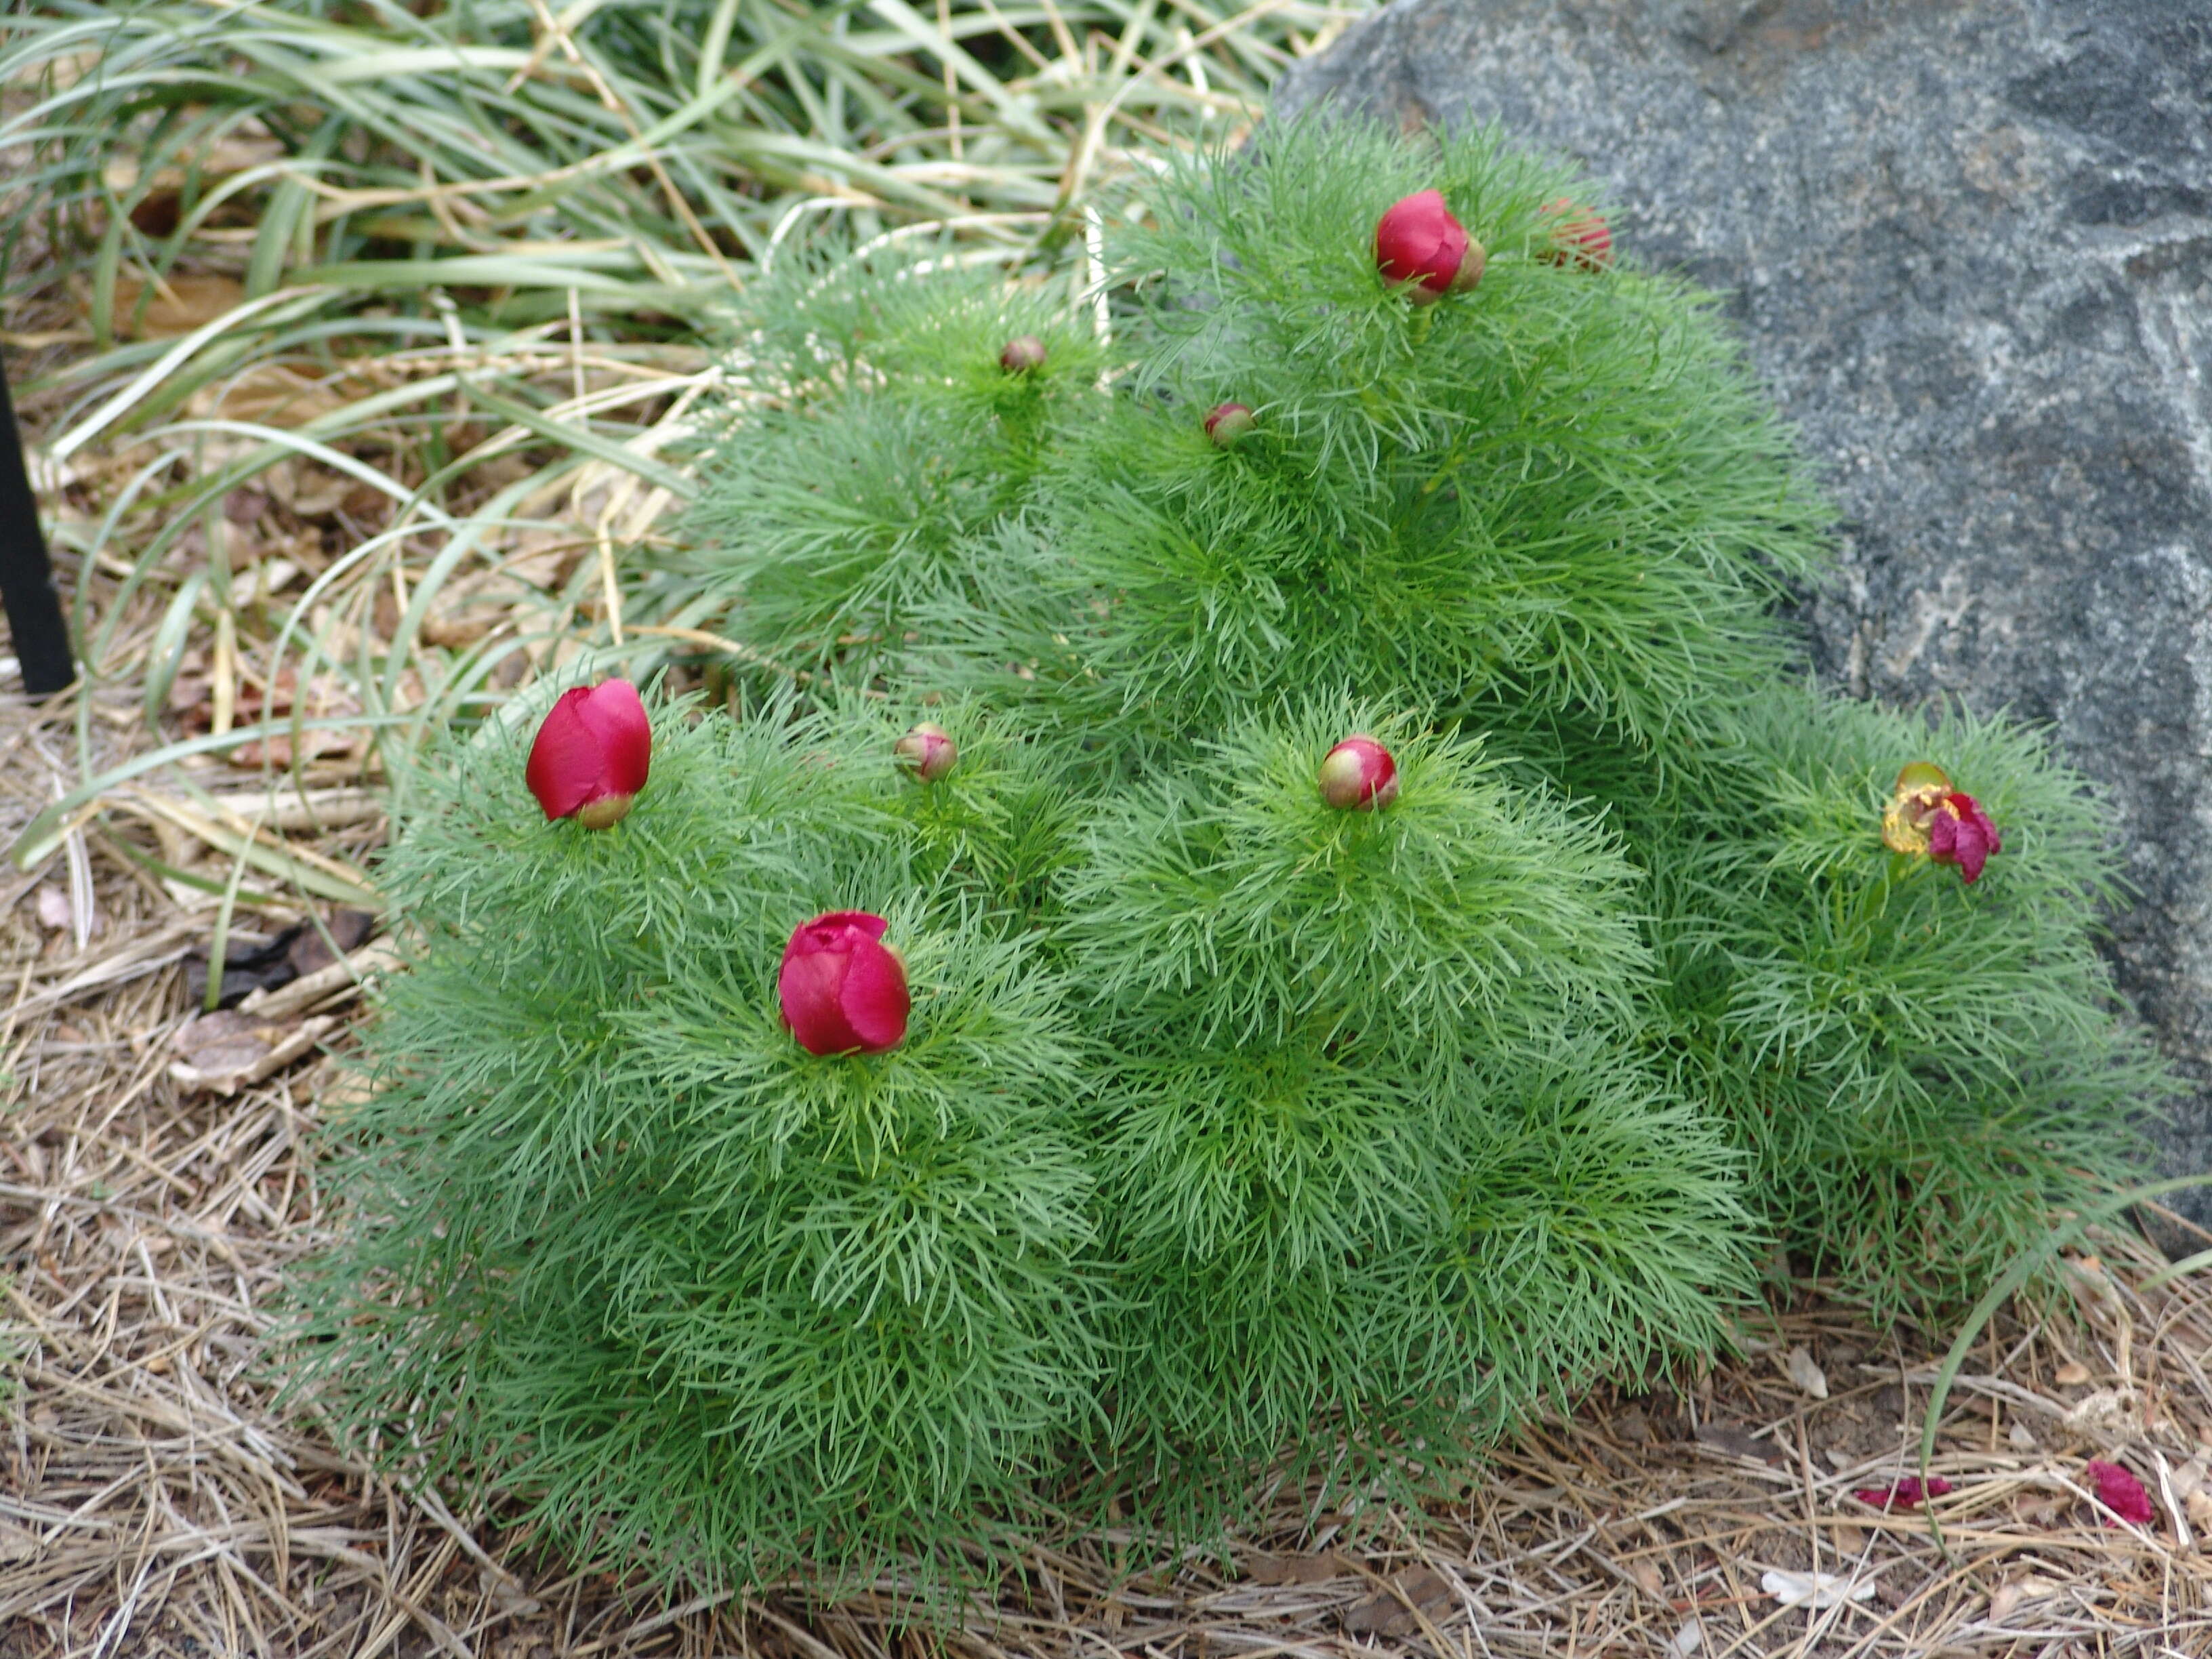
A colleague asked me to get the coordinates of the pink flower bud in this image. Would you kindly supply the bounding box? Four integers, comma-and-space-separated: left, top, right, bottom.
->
1927, 790, 2003, 884
1541, 199, 1614, 270
999, 334, 1046, 373
1318, 734, 1399, 811
894, 721, 958, 783
779, 911, 911, 1056
525, 679, 651, 829
2086, 1459, 2154, 1527
1204, 402, 1256, 447
1375, 189, 1484, 302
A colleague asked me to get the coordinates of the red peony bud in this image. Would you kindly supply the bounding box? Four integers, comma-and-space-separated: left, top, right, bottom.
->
1927, 790, 2003, 884
894, 721, 958, 782
1374, 189, 1484, 303
779, 910, 910, 1056
999, 334, 1046, 373
1204, 402, 1256, 447
2085, 1459, 2154, 1527
1318, 734, 1399, 811
525, 679, 651, 829
1540, 199, 1614, 270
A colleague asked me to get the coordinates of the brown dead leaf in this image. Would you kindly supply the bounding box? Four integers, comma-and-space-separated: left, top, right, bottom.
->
187, 910, 378, 1008
1694, 1420, 1786, 1467
289, 907, 377, 977
100, 272, 246, 337
104, 131, 286, 194
230, 729, 363, 771
263, 456, 354, 518
188, 363, 349, 428
479, 1568, 544, 1618
1343, 1565, 1456, 1637
1988, 1574, 2060, 1624
420, 567, 537, 649
420, 537, 580, 648
177, 667, 368, 768
171, 1009, 337, 1096
1242, 1549, 1351, 1586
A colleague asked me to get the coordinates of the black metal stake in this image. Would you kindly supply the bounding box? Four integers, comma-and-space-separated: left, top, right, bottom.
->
0, 355, 75, 697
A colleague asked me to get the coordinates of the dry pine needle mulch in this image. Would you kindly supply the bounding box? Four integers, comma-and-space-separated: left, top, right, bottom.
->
5, 692, 2212, 1659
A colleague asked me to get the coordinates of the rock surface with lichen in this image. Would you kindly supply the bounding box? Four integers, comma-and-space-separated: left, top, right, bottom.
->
1279, 0, 2212, 1210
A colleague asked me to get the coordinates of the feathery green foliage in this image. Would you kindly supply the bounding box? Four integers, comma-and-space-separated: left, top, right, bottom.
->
1068, 703, 1647, 1049
671, 263, 1112, 674
295, 110, 2167, 1599
289, 692, 1109, 1587
695, 121, 1829, 752
1650, 689, 2171, 1319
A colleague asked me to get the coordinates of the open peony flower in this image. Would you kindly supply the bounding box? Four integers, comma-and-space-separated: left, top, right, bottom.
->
1374, 189, 1484, 303
525, 679, 652, 829
1318, 734, 1399, 811
1881, 762, 2001, 882
1927, 790, 2002, 884
1852, 1475, 1952, 1511
779, 911, 911, 1056
2085, 1460, 2154, 1527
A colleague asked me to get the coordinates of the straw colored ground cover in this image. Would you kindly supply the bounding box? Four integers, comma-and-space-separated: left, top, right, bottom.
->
5, 0, 2212, 1652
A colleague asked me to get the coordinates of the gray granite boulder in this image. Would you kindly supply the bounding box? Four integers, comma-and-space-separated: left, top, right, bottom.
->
1280, 0, 2212, 1210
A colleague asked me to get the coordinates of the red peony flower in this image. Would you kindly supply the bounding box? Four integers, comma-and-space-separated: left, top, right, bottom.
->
1852, 1475, 1953, 1511
779, 911, 911, 1056
1204, 402, 1256, 447
999, 334, 1046, 373
894, 721, 958, 783
2085, 1460, 2154, 1527
1318, 734, 1399, 811
1374, 189, 1484, 303
1540, 199, 1614, 270
1927, 790, 2003, 884
525, 679, 652, 830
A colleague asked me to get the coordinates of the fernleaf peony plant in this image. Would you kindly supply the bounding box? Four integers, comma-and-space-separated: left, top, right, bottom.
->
294, 114, 2166, 1597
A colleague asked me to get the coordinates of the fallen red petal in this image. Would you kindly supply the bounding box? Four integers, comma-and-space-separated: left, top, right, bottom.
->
2085, 1459, 2154, 1526
1852, 1476, 1952, 1511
